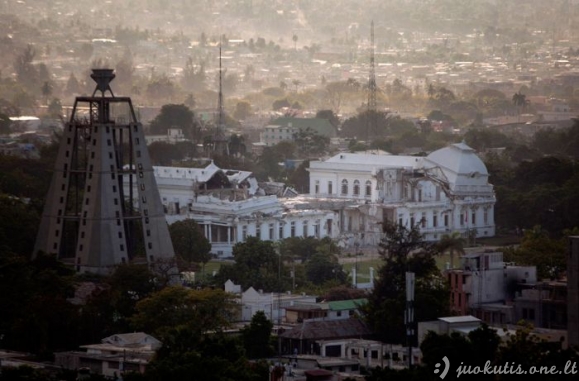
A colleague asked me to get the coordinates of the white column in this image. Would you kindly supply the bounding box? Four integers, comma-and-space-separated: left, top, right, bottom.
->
227, 226, 231, 244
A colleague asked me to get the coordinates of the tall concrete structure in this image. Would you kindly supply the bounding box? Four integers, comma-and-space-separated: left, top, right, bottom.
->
34, 69, 175, 274
568, 236, 579, 348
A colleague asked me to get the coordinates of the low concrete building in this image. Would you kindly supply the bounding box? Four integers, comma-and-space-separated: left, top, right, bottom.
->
55, 333, 161, 378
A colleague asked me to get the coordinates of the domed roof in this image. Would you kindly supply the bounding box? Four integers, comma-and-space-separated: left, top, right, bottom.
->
424, 142, 488, 178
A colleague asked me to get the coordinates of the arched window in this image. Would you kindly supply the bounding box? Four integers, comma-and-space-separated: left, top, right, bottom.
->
353, 180, 360, 196
341, 179, 348, 195
365, 180, 372, 197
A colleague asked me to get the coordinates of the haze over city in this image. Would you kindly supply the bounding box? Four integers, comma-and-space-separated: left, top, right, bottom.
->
1, 1, 579, 381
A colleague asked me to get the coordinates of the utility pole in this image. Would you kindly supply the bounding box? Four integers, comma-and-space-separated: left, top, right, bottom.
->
405, 272, 415, 369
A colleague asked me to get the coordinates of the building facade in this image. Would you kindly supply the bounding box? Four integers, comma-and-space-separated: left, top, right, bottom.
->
124, 142, 495, 257
307, 142, 496, 247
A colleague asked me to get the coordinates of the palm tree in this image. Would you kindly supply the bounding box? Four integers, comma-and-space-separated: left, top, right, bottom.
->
437, 232, 465, 269
512, 92, 527, 120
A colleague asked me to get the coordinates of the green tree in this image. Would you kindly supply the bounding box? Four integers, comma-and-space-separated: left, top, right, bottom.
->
364, 222, 448, 345
436, 232, 465, 269
147, 141, 182, 166
315, 109, 340, 129
149, 103, 195, 136
241, 311, 273, 358
305, 251, 347, 286
293, 127, 330, 156
131, 286, 236, 339
233, 100, 252, 120
215, 236, 284, 292
169, 219, 212, 271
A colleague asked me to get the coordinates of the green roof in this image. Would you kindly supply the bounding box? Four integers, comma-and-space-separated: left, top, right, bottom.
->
328, 298, 367, 311
270, 117, 337, 138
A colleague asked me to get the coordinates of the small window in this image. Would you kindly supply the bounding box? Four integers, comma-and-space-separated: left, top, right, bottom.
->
353, 180, 360, 196
148, 242, 152, 249
120, 245, 124, 251
107, 139, 112, 146
136, 150, 141, 158
91, 152, 95, 159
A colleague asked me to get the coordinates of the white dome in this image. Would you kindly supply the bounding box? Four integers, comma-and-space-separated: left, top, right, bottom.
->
425, 142, 488, 176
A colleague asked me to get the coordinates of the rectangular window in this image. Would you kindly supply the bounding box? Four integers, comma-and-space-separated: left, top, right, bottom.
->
269, 224, 274, 240
472, 212, 476, 224
433, 215, 438, 227
242, 225, 247, 240
256, 224, 261, 239
107, 139, 111, 146
484, 210, 488, 225
290, 221, 296, 237
328, 181, 333, 194
444, 214, 449, 227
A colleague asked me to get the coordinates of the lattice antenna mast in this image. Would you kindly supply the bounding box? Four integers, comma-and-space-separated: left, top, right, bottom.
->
212, 41, 229, 156
218, 43, 224, 130
366, 20, 377, 142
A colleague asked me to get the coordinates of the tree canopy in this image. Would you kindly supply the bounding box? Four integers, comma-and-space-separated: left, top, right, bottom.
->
169, 219, 212, 271
364, 222, 448, 344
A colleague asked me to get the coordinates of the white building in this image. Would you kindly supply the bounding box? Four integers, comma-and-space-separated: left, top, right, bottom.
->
124, 162, 336, 257
306, 142, 496, 246
125, 142, 495, 257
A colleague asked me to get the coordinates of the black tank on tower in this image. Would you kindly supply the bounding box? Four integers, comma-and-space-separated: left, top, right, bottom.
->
34, 69, 175, 274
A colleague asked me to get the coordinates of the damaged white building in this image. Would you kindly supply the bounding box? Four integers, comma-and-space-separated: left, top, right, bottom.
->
306, 141, 496, 247
125, 142, 495, 258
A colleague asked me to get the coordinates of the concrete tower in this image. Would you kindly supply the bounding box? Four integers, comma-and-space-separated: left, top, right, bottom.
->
34, 69, 175, 274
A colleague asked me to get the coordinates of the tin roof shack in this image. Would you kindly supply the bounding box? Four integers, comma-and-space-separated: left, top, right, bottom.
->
55, 333, 161, 378
280, 318, 371, 356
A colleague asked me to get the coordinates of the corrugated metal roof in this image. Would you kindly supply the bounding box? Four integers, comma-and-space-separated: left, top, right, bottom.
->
280, 318, 371, 340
